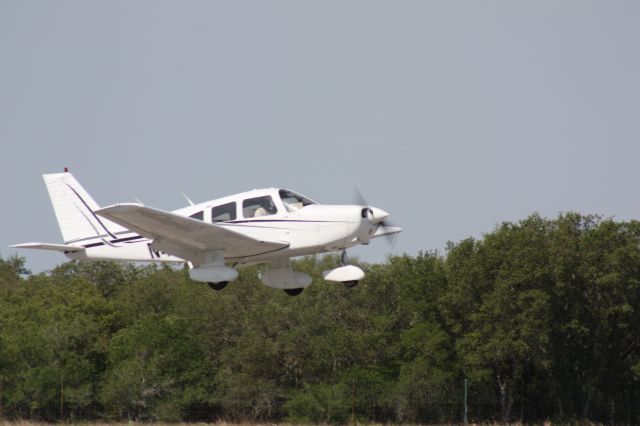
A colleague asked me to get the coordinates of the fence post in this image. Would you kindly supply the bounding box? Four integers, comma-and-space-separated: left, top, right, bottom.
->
464, 378, 468, 425
60, 374, 64, 421
352, 379, 357, 425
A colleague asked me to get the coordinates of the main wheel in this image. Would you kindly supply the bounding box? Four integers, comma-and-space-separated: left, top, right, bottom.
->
342, 280, 359, 289
208, 281, 229, 291
284, 288, 304, 296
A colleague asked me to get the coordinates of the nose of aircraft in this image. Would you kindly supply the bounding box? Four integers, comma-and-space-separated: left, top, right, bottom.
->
369, 207, 389, 224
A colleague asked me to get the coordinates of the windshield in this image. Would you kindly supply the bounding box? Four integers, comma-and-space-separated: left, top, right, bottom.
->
279, 189, 317, 212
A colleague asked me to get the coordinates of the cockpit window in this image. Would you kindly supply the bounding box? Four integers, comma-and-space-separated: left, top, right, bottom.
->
243, 195, 278, 218
189, 211, 204, 221
212, 202, 236, 223
279, 189, 317, 213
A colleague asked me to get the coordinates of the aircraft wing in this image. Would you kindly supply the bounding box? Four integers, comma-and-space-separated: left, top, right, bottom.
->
96, 203, 289, 262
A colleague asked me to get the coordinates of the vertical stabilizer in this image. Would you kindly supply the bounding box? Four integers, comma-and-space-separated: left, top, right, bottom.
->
43, 172, 126, 243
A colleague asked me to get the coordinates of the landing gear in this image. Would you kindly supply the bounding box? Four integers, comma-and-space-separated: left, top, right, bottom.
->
339, 251, 359, 288
284, 288, 304, 296
208, 281, 229, 291
323, 249, 365, 289
342, 280, 359, 289
341, 248, 348, 265
340, 251, 358, 288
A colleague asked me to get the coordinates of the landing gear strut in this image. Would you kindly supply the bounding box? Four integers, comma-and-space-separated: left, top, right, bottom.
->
341, 248, 348, 265
340, 249, 359, 288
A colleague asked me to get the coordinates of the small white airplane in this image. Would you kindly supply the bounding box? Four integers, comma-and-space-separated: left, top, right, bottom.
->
12, 171, 401, 295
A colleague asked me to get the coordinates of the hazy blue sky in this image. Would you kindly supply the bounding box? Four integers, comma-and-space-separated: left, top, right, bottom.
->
1, 1, 639, 273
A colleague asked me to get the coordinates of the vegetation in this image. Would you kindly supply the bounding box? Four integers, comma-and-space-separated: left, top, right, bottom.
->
1, 213, 640, 423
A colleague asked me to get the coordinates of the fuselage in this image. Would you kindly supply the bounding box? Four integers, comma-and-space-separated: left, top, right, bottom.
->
66, 188, 377, 266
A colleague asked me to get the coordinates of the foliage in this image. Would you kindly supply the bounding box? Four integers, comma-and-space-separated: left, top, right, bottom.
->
1, 213, 640, 423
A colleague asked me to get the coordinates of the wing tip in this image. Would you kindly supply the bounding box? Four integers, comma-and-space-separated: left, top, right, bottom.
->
10, 242, 85, 252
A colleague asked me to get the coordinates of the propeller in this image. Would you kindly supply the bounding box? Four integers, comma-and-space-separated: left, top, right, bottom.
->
353, 188, 399, 247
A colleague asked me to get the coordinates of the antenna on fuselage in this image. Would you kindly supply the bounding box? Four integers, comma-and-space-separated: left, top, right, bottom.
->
181, 190, 195, 206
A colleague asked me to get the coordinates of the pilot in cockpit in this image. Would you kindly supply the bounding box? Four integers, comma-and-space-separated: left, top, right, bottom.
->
285, 199, 304, 211
254, 197, 276, 217
279, 189, 315, 213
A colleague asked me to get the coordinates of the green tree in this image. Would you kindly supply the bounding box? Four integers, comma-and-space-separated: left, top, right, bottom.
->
547, 214, 640, 420
443, 215, 553, 421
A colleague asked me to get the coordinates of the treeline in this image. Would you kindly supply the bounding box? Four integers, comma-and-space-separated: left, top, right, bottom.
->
1, 213, 640, 423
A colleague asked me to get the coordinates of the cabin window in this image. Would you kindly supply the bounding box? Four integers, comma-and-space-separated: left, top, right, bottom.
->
243, 195, 277, 218
212, 202, 237, 223
189, 211, 204, 221
279, 189, 316, 212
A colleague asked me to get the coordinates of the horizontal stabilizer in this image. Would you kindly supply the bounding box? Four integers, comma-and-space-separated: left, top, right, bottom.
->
11, 242, 85, 252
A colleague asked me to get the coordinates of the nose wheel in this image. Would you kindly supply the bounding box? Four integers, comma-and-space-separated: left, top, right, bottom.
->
284, 288, 304, 296
329, 250, 360, 288
208, 281, 229, 291
342, 280, 359, 288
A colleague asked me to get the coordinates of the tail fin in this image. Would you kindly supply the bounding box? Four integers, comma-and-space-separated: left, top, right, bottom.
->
43, 172, 126, 243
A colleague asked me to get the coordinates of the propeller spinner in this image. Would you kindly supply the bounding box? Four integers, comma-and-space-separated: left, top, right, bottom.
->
354, 188, 399, 246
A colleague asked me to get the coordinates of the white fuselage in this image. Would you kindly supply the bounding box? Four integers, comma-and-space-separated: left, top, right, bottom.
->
66, 188, 375, 266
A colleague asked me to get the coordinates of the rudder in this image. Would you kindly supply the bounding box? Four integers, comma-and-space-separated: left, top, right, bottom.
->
43, 172, 125, 243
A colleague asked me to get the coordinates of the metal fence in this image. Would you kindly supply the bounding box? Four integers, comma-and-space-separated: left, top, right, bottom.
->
1, 379, 632, 424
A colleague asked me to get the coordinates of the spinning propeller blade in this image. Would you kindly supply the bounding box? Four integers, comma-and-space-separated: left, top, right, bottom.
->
353, 188, 398, 247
